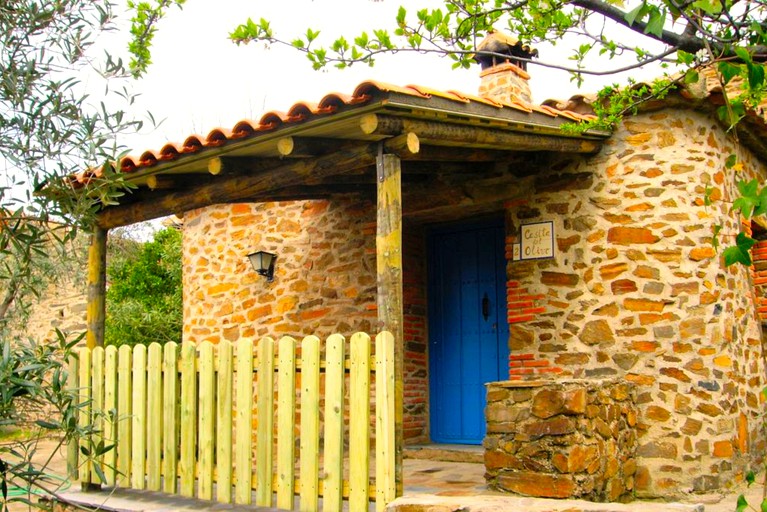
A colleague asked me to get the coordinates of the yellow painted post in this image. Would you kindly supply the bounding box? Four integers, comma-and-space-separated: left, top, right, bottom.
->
86, 227, 107, 348
376, 331, 396, 512
78, 348, 92, 487
235, 338, 253, 504
256, 337, 275, 507
147, 343, 163, 491
216, 341, 233, 503
117, 345, 132, 487
199, 342, 215, 500
376, 152, 404, 500
162, 342, 179, 494
323, 334, 345, 512
131, 344, 147, 490
299, 335, 320, 512
103, 346, 118, 486
180, 342, 197, 497
91, 347, 104, 483
349, 332, 371, 510
66, 354, 80, 481
276, 336, 296, 510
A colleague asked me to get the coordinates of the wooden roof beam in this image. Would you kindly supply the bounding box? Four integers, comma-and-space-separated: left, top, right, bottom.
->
96, 133, 419, 229
360, 114, 603, 154
207, 157, 285, 176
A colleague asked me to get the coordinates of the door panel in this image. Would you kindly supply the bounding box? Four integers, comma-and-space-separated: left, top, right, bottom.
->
428, 222, 509, 444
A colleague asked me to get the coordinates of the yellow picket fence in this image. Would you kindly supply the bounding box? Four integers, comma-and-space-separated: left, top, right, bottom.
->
67, 332, 396, 512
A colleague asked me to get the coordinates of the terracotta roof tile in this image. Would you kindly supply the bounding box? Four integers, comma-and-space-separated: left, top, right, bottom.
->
405, 85, 469, 103
352, 80, 429, 99
77, 79, 609, 187
232, 119, 260, 136
317, 93, 352, 110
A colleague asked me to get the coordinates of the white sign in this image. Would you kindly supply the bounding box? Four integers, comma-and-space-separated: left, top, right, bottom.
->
520, 221, 554, 260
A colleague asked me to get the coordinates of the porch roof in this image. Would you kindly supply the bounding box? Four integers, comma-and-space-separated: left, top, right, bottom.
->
70, 79, 611, 230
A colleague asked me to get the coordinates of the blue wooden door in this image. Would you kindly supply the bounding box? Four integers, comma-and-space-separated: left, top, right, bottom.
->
428, 222, 509, 445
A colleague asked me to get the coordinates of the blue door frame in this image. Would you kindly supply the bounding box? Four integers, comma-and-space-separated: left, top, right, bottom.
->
427, 220, 509, 445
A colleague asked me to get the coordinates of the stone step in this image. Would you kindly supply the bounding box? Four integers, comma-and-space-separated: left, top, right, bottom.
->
404, 444, 485, 464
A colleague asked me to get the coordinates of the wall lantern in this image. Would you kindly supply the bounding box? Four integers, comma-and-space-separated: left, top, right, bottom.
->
247, 250, 277, 282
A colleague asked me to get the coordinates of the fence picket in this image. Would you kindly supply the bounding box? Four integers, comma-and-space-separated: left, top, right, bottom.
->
91, 347, 104, 484
235, 338, 253, 504
276, 336, 296, 510
323, 334, 345, 512
349, 332, 371, 509
179, 342, 197, 497
70, 331, 396, 512
376, 331, 396, 512
199, 342, 215, 500
216, 340, 233, 503
147, 343, 163, 491
299, 335, 321, 512
66, 354, 79, 481
131, 344, 147, 490
78, 348, 92, 485
103, 346, 118, 486
256, 337, 275, 506
162, 342, 178, 494
117, 345, 132, 487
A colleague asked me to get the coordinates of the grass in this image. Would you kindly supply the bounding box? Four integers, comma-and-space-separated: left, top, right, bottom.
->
0, 424, 40, 443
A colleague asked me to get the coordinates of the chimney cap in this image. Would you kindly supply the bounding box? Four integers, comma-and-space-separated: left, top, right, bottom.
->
474, 31, 538, 71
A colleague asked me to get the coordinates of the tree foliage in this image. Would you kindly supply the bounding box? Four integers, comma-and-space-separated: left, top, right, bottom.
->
228, 0, 767, 122
1, 0, 146, 338
105, 226, 182, 347
1, 1, 148, 507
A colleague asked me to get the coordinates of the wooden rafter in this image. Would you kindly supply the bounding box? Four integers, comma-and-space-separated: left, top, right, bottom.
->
97, 134, 420, 229
360, 114, 602, 153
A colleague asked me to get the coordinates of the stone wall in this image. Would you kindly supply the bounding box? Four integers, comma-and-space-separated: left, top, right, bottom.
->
485, 379, 638, 502
182, 197, 430, 443
501, 108, 767, 497
182, 198, 378, 343
180, 107, 767, 495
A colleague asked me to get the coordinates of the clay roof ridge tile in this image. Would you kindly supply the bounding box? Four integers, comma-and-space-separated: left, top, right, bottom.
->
318, 92, 353, 110
353, 80, 430, 99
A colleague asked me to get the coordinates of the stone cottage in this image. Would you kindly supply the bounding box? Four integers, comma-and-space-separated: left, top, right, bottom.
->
68, 35, 767, 501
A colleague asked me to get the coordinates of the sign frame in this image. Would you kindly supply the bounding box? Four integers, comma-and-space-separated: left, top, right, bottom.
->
519, 221, 555, 261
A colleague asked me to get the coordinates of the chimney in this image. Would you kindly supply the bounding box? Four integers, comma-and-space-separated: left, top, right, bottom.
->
474, 32, 538, 105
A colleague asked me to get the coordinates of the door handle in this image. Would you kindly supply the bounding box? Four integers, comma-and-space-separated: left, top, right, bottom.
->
482, 293, 490, 321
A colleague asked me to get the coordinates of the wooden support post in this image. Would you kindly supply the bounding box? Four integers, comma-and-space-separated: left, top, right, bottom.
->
376, 150, 404, 498
86, 227, 107, 348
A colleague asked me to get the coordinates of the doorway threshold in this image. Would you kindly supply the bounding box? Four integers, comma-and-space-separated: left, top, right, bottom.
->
404, 443, 484, 464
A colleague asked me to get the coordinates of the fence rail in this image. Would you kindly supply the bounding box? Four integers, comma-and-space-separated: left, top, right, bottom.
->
68, 332, 396, 512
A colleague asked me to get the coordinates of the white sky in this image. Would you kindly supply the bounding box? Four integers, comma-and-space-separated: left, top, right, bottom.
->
111, 0, 669, 155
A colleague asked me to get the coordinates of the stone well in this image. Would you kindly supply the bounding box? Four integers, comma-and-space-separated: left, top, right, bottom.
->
484, 379, 638, 502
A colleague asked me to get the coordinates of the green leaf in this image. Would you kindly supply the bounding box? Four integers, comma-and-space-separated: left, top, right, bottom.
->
718, 62, 742, 85
725, 154, 738, 168
692, 0, 722, 14
748, 63, 765, 89
712, 224, 722, 251
760, 497, 767, 512
734, 46, 752, 64
723, 232, 756, 266
736, 494, 748, 512
746, 470, 756, 485
683, 70, 699, 84
396, 6, 407, 25
35, 420, 60, 430
624, 3, 646, 25
645, 9, 665, 37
